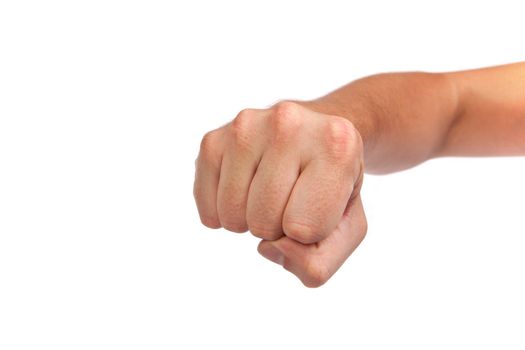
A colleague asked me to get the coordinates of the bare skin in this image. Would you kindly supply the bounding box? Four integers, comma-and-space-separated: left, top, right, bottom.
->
193, 62, 525, 287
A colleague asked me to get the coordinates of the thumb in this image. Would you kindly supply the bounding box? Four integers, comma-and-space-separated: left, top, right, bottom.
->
258, 194, 367, 287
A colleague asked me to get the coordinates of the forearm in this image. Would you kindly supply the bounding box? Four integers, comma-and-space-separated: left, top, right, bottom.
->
297, 62, 525, 174
439, 62, 525, 157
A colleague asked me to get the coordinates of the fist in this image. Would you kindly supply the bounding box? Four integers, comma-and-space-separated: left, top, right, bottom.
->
194, 101, 367, 287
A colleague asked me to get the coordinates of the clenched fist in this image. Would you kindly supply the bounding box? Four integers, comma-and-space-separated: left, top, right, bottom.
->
194, 101, 367, 287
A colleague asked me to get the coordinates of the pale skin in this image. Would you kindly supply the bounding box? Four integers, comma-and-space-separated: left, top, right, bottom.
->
193, 62, 525, 287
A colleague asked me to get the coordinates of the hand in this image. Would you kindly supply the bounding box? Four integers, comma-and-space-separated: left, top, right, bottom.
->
194, 101, 367, 287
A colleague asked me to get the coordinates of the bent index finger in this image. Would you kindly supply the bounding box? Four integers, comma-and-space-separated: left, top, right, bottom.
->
282, 158, 355, 244
282, 117, 362, 244
259, 194, 367, 288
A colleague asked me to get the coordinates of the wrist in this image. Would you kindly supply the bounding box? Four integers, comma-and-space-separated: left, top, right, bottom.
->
437, 71, 464, 156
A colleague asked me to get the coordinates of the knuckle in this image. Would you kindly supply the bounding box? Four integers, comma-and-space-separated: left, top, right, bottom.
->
221, 220, 248, 233
218, 204, 248, 233
269, 103, 301, 140
273, 100, 301, 119
324, 117, 359, 158
229, 109, 257, 151
248, 222, 283, 240
200, 215, 221, 229
200, 130, 219, 156
303, 256, 331, 288
231, 109, 255, 138
283, 218, 323, 244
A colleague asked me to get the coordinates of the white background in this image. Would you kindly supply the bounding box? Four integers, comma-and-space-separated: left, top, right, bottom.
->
1, 1, 524, 349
